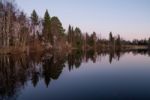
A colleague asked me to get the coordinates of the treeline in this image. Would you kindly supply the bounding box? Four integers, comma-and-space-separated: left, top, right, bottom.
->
0, 0, 150, 54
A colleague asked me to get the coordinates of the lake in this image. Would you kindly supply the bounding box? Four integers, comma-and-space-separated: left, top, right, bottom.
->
0, 50, 150, 100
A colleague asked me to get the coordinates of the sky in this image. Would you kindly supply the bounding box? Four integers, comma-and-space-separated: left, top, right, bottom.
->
15, 0, 150, 40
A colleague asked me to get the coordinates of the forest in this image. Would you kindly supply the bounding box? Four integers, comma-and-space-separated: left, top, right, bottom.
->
0, 0, 150, 54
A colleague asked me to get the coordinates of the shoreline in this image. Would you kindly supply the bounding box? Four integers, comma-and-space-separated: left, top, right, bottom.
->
0, 45, 148, 54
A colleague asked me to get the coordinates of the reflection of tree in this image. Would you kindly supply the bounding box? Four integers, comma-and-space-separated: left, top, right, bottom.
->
132, 49, 148, 56
42, 53, 65, 87
109, 49, 122, 63
42, 56, 53, 87
86, 50, 97, 63
67, 49, 126, 70
68, 53, 75, 71
68, 50, 83, 71
0, 55, 28, 100
148, 50, 150, 56
0, 49, 150, 99
74, 51, 82, 68
31, 71, 39, 87
109, 50, 113, 64
0, 52, 66, 99
116, 50, 121, 61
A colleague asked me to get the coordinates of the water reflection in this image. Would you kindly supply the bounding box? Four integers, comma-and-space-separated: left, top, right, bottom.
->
0, 49, 150, 100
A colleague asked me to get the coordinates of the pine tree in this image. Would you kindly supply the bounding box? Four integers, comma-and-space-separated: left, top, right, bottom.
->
43, 10, 52, 43
88, 32, 97, 47
31, 10, 38, 25
109, 32, 113, 43
116, 35, 121, 48
67, 25, 72, 43
67, 25, 74, 45
31, 10, 38, 39
109, 32, 114, 47
74, 27, 83, 48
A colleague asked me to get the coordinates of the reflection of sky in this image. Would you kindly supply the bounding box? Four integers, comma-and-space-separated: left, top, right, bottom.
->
16, 0, 150, 40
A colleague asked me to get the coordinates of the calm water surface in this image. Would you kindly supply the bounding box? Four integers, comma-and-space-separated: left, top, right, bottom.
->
0, 50, 150, 100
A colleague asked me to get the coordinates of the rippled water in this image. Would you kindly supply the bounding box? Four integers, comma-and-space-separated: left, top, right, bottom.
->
0, 50, 150, 100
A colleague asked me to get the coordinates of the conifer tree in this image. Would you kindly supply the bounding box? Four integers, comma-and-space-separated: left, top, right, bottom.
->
31, 10, 38, 39
43, 10, 52, 43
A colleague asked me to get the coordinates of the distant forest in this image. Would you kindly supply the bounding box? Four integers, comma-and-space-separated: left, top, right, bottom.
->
0, 0, 150, 54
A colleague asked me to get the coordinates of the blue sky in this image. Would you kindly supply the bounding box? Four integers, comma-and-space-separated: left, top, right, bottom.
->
16, 0, 150, 40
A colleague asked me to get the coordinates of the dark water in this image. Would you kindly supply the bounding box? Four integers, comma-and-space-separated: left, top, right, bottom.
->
0, 50, 150, 100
